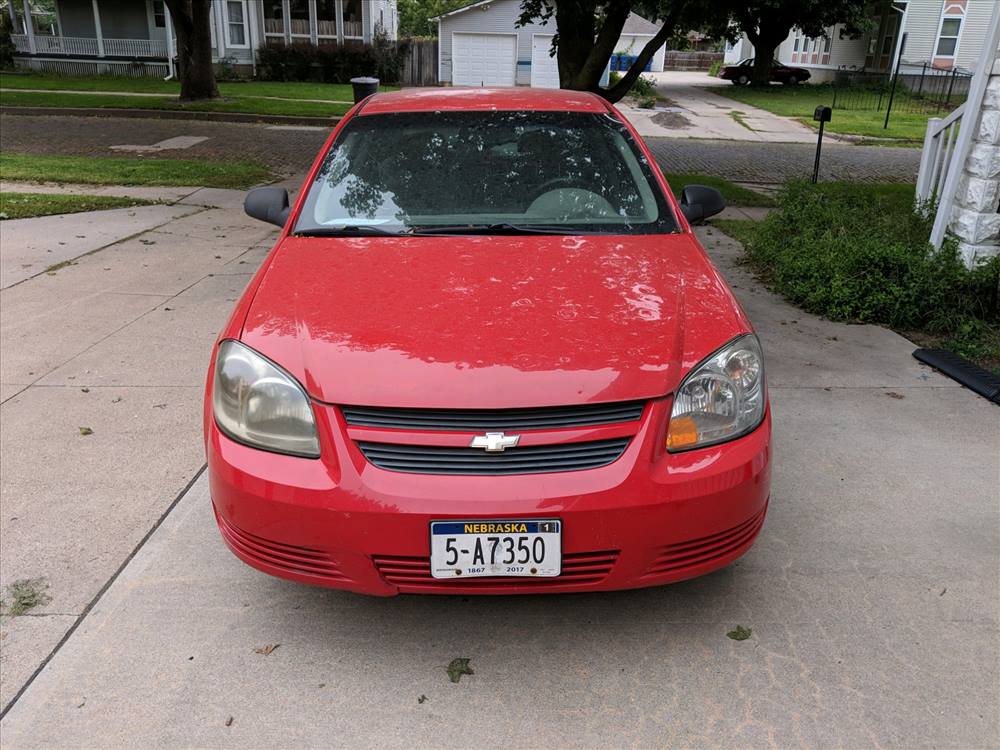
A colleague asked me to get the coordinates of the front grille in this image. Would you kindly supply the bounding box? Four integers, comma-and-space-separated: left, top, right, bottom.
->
216, 512, 350, 583
373, 550, 619, 589
357, 437, 630, 475
341, 400, 646, 431
642, 505, 767, 578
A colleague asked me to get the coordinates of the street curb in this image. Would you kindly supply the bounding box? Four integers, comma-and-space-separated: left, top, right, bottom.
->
0, 105, 340, 127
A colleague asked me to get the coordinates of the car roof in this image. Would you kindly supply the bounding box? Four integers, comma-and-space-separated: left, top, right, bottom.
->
359, 87, 611, 115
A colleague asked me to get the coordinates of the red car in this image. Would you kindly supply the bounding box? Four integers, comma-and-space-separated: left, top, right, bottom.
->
206, 88, 771, 596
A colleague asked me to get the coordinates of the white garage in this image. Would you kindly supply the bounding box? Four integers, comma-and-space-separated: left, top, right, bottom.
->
435, 0, 663, 87
530, 34, 559, 88
452, 32, 517, 87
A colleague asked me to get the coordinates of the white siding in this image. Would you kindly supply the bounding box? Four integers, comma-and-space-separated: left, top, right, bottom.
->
616, 34, 665, 72
900, 0, 947, 65
957, 0, 997, 71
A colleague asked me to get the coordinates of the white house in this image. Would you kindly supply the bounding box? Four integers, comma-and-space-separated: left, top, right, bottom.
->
6, 0, 397, 77
724, 0, 997, 81
434, 0, 664, 88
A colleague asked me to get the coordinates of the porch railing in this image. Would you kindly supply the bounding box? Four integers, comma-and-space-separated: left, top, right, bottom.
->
915, 104, 964, 206
11, 33, 167, 58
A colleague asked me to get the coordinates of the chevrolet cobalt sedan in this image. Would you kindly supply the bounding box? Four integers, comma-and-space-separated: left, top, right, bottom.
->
206, 88, 771, 595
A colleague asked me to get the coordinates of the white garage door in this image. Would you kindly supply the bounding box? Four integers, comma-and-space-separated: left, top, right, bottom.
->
452, 33, 516, 87
531, 34, 559, 88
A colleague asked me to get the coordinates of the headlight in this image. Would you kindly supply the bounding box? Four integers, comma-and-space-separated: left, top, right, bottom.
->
213, 340, 320, 458
667, 333, 766, 452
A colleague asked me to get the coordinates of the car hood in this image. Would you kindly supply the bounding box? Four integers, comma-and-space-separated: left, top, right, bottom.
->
241, 233, 749, 408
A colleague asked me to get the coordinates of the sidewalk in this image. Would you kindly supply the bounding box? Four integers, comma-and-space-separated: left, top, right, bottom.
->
0, 187, 280, 711
0, 213, 996, 746
622, 70, 823, 143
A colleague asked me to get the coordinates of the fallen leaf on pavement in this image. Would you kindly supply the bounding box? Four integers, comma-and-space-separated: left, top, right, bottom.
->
727, 625, 752, 641
225, 716, 234, 727
254, 644, 280, 655
885, 392, 905, 399
78, 427, 94, 436
418, 694, 428, 704
446, 657, 474, 683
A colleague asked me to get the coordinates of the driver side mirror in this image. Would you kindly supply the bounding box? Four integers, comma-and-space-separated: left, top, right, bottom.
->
679, 185, 726, 224
245, 186, 291, 228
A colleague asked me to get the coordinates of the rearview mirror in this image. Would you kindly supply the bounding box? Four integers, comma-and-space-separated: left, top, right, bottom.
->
245, 187, 290, 228
679, 185, 726, 224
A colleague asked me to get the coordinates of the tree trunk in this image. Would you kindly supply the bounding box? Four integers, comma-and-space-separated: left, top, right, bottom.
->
602, 3, 684, 103
745, 26, 790, 87
164, 0, 219, 101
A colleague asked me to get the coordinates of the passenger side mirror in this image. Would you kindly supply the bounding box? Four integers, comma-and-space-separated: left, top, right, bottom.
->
679, 185, 726, 224
245, 187, 291, 228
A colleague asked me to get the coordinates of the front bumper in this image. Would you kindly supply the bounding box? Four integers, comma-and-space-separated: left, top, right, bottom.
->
207, 399, 771, 595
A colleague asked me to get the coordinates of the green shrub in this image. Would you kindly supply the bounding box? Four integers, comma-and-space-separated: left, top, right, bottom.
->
609, 70, 622, 87
0, 12, 15, 70
741, 180, 999, 366
630, 74, 657, 98
638, 95, 657, 109
708, 60, 722, 77
255, 37, 405, 84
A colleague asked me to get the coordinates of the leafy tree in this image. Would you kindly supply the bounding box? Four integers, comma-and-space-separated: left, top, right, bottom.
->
0, 11, 16, 70
398, 0, 471, 37
726, 0, 869, 85
517, 0, 869, 99
162, 0, 219, 100
517, 0, 726, 102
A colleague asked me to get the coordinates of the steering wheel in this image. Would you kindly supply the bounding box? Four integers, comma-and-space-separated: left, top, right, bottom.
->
527, 175, 580, 202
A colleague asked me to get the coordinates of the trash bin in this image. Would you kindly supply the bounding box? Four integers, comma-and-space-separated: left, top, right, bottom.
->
350, 77, 379, 103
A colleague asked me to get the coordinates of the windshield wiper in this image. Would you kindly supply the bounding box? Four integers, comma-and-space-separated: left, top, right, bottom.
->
410, 223, 602, 236
293, 225, 408, 237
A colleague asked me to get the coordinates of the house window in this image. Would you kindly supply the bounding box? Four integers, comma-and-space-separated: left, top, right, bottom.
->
935, 16, 962, 57
152, 0, 166, 28
227, 1, 248, 47
823, 36, 831, 53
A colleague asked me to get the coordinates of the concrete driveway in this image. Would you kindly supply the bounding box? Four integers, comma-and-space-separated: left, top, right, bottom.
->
622, 70, 822, 143
0, 194, 996, 747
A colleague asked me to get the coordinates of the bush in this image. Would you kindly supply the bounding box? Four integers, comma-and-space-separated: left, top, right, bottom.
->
638, 95, 657, 109
630, 74, 657, 98
255, 36, 406, 84
741, 180, 999, 366
0, 12, 16, 70
708, 60, 721, 77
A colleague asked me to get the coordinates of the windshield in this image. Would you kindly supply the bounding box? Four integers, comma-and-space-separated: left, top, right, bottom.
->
294, 110, 677, 235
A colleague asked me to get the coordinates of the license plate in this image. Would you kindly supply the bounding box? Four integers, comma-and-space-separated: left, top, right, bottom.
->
429, 519, 561, 579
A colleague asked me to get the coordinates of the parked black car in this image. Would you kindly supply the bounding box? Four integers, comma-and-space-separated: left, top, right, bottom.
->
719, 58, 811, 85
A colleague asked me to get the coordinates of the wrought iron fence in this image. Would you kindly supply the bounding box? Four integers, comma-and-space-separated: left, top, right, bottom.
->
831, 63, 973, 115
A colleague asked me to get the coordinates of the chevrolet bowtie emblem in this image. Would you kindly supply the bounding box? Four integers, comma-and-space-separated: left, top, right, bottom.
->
470, 432, 520, 452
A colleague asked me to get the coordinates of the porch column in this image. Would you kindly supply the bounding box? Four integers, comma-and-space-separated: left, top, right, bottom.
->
334, 0, 344, 44
164, 6, 176, 77
362, 0, 370, 43
21, 0, 36, 54
91, 0, 105, 57
282, 0, 291, 44
308, 0, 318, 44
7, 2, 18, 34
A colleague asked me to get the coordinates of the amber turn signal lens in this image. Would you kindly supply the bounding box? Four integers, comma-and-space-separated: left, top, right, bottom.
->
666, 415, 699, 450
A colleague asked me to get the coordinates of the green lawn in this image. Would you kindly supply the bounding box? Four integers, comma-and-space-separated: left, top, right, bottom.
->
666, 173, 774, 207
0, 191, 159, 220
712, 83, 934, 144
0, 153, 274, 189
0, 89, 352, 117
0, 73, 385, 102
